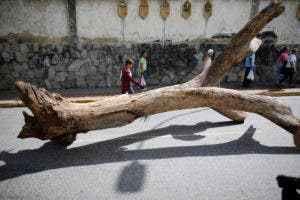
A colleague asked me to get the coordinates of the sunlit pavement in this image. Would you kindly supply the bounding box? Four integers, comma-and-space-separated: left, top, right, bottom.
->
0, 97, 299, 200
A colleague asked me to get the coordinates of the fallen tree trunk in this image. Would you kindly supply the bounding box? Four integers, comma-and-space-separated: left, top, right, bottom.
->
15, 82, 300, 146
15, 1, 300, 147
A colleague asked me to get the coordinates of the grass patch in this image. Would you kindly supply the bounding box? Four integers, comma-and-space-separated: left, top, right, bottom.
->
0, 102, 24, 107
257, 92, 300, 97
71, 99, 96, 103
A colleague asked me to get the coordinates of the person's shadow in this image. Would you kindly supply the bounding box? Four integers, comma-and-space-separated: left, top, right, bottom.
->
0, 122, 299, 184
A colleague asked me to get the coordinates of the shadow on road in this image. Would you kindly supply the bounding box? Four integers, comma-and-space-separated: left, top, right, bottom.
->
117, 161, 146, 193
0, 122, 299, 184
170, 121, 234, 141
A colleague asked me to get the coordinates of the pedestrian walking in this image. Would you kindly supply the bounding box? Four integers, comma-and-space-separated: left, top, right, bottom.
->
279, 48, 298, 88
275, 47, 289, 87
139, 51, 148, 89
121, 58, 143, 94
202, 49, 214, 70
243, 53, 256, 87
194, 46, 206, 73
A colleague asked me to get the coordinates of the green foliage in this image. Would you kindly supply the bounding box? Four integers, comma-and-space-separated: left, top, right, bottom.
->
71, 99, 96, 103
141, 115, 151, 122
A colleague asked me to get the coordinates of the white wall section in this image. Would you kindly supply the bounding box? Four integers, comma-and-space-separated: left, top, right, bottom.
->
0, 0, 68, 38
0, 0, 299, 44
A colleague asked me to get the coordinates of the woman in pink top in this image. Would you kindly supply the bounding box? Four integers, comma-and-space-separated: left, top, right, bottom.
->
275, 47, 289, 87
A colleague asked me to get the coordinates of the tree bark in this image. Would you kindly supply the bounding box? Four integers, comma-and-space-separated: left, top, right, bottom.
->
182, 2, 284, 88
182, 2, 284, 123
199, 2, 284, 87
14, 2, 300, 147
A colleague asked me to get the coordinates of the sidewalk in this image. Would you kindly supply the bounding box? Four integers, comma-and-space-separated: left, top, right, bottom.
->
1, 83, 300, 107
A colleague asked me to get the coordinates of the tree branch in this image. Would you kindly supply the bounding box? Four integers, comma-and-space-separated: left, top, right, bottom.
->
186, 2, 285, 87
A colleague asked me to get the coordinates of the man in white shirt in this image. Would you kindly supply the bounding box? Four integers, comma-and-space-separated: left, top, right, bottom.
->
279, 48, 298, 88
202, 49, 214, 70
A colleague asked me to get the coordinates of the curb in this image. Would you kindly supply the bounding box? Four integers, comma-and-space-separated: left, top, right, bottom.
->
0, 100, 24, 108
256, 91, 300, 97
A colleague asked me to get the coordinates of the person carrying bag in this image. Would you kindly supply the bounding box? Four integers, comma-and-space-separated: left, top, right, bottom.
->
243, 53, 256, 87
139, 51, 148, 90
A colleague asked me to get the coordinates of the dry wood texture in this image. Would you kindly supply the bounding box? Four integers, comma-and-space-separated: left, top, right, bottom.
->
15, 2, 300, 147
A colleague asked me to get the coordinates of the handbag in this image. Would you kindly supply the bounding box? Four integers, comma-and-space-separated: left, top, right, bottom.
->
141, 75, 146, 86
247, 69, 255, 80
280, 60, 288, 74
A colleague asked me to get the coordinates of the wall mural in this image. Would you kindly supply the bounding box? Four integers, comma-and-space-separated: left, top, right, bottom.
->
139, 0, 149, 20
118, 0, 128, 19
203, 0, 213, 20
161, 0, 170, 20
182, 0, 192, 20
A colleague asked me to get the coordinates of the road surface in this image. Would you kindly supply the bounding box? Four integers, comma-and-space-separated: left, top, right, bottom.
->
0, 97, 299, 200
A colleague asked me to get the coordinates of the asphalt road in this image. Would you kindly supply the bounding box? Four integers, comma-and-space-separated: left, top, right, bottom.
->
0, 97, 300, 200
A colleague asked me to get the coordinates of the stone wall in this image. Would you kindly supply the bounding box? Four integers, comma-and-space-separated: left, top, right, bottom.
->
1, 40, 299, 90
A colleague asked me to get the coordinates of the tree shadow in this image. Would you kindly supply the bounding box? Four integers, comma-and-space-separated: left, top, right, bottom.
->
0, 122, 299, 182
115, 120, 233, 193
116, 161, 146, 193
171, 121, 234, 141
151, 108, 210, 130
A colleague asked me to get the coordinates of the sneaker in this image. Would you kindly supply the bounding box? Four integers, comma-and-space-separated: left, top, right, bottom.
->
279, 83, 285, 88
275, 84, 282, 89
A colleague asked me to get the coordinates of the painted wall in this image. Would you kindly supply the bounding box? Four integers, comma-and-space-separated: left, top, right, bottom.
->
260, 0, 300, 44
205, 0, 252, 38
0, 0, 299, 43
76, 0, 253, 42
76, 0, 123, 41
0, 0, 68, 38
77, 0, 300, 44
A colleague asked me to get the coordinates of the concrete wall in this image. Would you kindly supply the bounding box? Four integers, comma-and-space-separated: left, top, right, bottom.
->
260, 0, 300, 44
206, 0, 252, 38
76, 0, 123, 41
76, 0, 253, 42
0, 0, 299, 43
76, 0, 300, 44
0, 0, 68, 38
